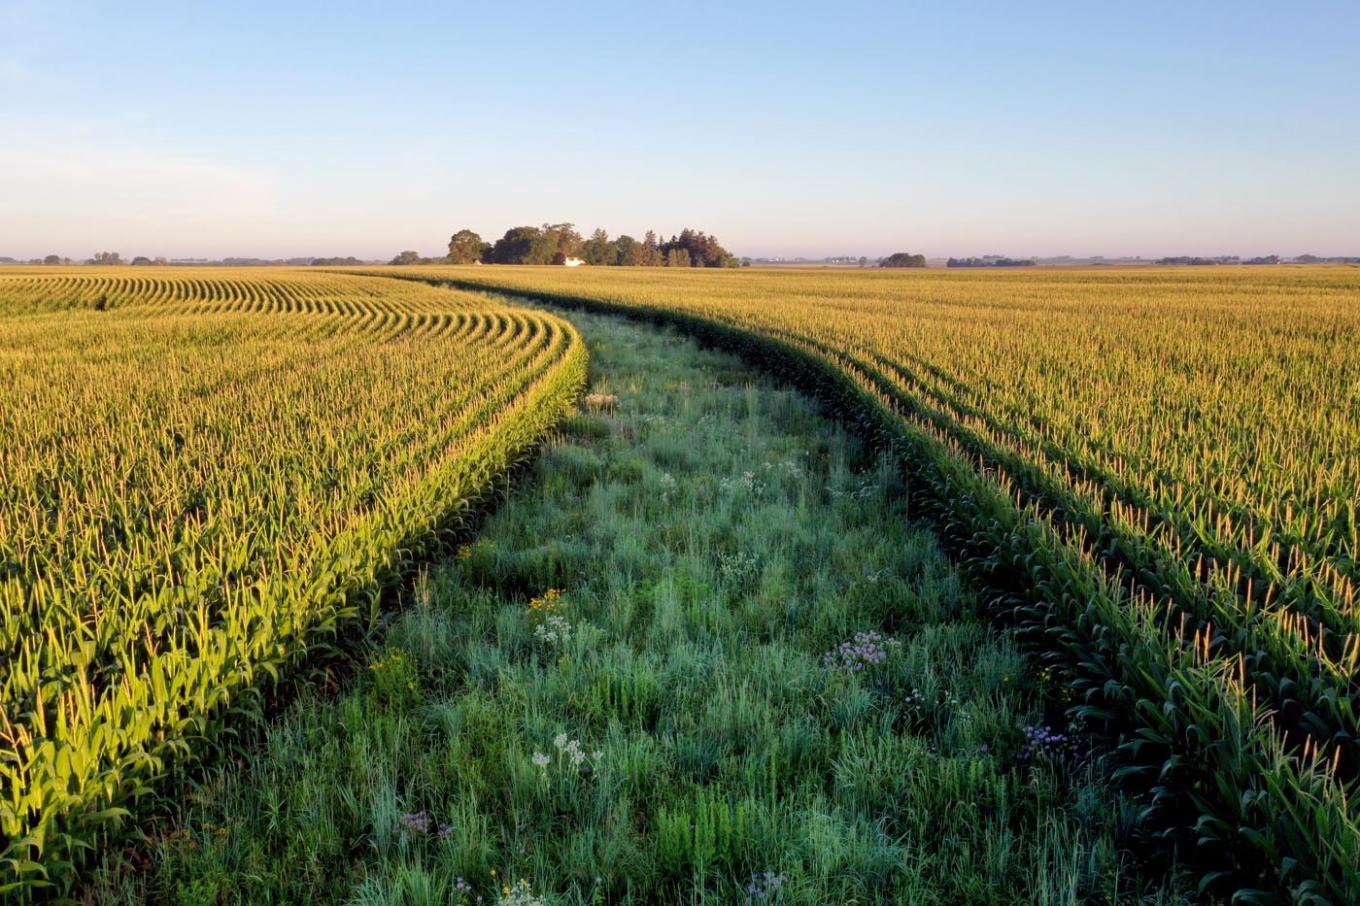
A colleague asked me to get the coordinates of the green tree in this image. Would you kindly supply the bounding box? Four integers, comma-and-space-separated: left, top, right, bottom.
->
581, 228, 617, 266
659, 228, 733, 267
489, 226, 544, 264
43, 254, 61, 265
880, 252, 927, 268
615, 234, 643, 266
665, 248, 691, 267
390, 250, 422, 265
641, 231, 663, 266
447, 229, 487, 264
130, 256, 153, 266
89, 251, 123, 265
538, 223, 583, 263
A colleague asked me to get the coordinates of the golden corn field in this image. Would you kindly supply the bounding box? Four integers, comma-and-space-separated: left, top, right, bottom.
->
0, 269, 587, 895
392, 263, 1360, 899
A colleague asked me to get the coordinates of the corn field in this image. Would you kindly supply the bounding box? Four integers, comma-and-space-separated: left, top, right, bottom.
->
0, 269, 587, 896
403, 264, 1360, 902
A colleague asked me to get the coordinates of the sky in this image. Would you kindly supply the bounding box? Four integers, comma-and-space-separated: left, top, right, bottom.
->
2, 0, 1357, 260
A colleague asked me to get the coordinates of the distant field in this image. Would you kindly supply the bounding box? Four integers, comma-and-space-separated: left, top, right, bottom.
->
386, 263, 1360, 899
0, 269, 586, 896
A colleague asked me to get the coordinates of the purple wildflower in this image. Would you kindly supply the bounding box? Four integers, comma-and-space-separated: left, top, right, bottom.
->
745, 871, 790, 901
399, 810, 430, 834
821, 630, 900, 672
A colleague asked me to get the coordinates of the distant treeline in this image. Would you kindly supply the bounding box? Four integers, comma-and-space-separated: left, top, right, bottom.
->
1156, 255, 1283, 266
947, 256, 1037, 268
0, 253, 373, 266
1296, 254, 1360, 264
391, 224, 740, 268
879, 252, 927, 268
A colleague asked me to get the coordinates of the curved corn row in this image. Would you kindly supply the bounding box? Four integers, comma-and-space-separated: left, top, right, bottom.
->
398, 264, 1360, 903
0, 269, 586, 897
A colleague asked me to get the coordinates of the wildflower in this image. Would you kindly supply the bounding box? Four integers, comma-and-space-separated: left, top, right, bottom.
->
495, 878, 546, 906
720, 471, 765, 495
537, 734, 603, 776
534, 613, 573, 646
745, 870, 790, 901
821, 630, 901, 672
527, 588, 566, 617
399, 810, 430, 835
1017, 724, 1079, 763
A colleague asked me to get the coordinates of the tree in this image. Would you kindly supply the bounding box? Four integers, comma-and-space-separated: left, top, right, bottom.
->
665, 247, 691, 267
858, 256, 868, 267
89, 251, 123, 265
880, 252, 927, 268
131, 256, 153, 266
659, 228, 734, 267
489, 226, 544, 264
390, 250, 422, 265
447, 229, 487, 264
615, 234, 643, 266
581, 228, 616, 266
538, 223, 582, 262
43, 254, 61, 265
641, 231, 663, 266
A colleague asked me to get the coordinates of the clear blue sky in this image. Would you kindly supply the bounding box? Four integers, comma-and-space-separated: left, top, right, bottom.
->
2, 0, 1357, 260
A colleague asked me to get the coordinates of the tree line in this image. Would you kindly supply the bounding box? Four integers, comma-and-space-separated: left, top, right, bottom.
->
391, 224, 741, 267
13, 253, 369, 266
947, 256, 1037, 268
879, 252, 927, 268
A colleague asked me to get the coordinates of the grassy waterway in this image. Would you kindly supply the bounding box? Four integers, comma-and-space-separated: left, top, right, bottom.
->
95, 310, 1185, 904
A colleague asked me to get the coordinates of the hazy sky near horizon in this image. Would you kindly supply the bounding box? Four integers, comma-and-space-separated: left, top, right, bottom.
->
2, 0, 1357, 260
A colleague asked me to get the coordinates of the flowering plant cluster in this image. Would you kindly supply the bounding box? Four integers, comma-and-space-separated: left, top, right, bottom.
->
451, 876, 482, 903
533, 614, 572, 647
527, 588, 566, 619
533, 733, 604, 776
398, 809, 452, 840
762, 457, 805, 479
718, 550, 760, 585
1017, 724, 1079, 763
821, 630, 901, 672
720, 470, 766, 496
745, 870, 790, 900
495, 878, 547, 906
